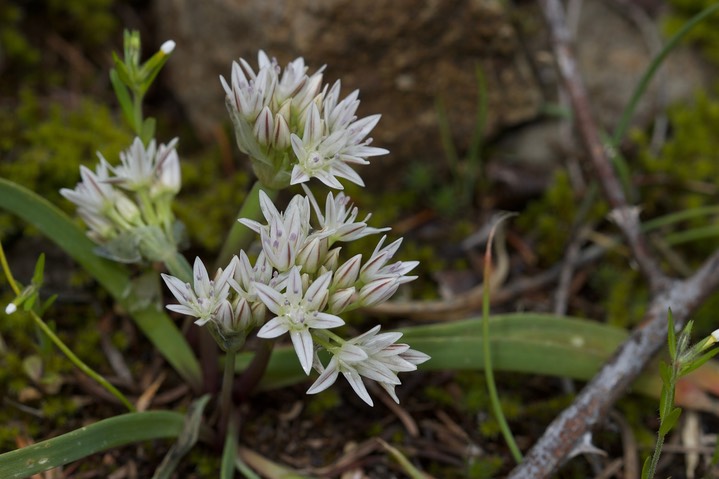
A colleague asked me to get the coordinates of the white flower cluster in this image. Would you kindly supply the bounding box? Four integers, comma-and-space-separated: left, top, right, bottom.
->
221, 51, 388, 190
162, 188, 428, 405
60, 137, 183, 263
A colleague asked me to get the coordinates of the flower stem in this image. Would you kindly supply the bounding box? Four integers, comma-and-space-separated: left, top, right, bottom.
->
219, 348, 237, 429
0, 242, 135, 412
164, 251, 193, 283
234, 339, 275, 402
482, 216, 522, 464
215, 181, 278, 269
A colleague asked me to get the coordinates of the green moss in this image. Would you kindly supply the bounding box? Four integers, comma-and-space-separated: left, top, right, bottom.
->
46, 0, 117, 47
517, 170, 607, 265
466, 456, 504, 479
173, 147, 251, 252
0, 4, 40, 68
0, 89, 132, 239
590, 265, 647, 328
189, 447, 222, 478
633, 90, 719, 258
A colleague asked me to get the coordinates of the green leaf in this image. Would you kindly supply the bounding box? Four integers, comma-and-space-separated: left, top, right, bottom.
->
667, 310, 677, 360
0, 178, 202, 391
0, 412, 184, 478
31, 254, 45, 286
378, 439, 429, 479
39, 294, 57, 315
641, 456, 652, 479
659, 388, 669, 421
658, 361, 672, 388
141, 117, 157, 146
248, 314, 627, 390
680, 348, 719, 377
110, 68, 136, 131
659, 407, 682, 437
221, 417, 238, 479
152, 395, 211, 479
612, 2, 719, 145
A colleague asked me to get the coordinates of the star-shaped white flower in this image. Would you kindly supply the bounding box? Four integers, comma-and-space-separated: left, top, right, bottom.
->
161, 257, 235, 326
302, 185, 389, 244
254, 266, 344, 374
307, 325, 430, 406
102, 137, 180, 193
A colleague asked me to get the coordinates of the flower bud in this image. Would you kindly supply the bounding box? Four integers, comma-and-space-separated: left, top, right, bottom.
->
114, 194, 141, 224
358, 276, 400, 307
160, 40, 176, 55
332, 254, 362, 289
329, 287, 356, 314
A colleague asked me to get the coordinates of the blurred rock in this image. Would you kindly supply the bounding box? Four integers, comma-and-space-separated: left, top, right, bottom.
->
492, 0, 709, 190
154, 0, 541, 184
154, 0, 709, 188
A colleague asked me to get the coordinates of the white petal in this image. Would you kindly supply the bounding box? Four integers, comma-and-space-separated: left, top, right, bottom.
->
257, 317, 290, 338
339, 343, 368, 363
378, 381, 400, 404
308, 312, 344, 330
286, 266, 303, 302
166, 304, 197, 317
306, 357, 340, 394
290, 329, 314, 374
161, 274, 193, 303
304, 271, 332, 309
343, 369, 373, 406
253, 282, 285, 315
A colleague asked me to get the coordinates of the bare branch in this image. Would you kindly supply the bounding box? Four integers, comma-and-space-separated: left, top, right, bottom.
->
539, 0, 667, 291
509, 250, 719, 478
508, 1, 719, 476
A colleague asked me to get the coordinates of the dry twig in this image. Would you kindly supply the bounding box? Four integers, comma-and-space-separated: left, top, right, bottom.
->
508, 1, 719, 477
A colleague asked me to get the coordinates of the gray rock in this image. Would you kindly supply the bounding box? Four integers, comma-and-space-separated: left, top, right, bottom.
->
154, 0, 542, 182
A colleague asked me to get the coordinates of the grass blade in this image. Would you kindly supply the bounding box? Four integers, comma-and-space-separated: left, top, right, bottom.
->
0, 411, 184, 478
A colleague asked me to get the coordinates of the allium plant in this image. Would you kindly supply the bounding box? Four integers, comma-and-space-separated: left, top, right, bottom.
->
0, 32, 428, 478
70, 43, 426, 415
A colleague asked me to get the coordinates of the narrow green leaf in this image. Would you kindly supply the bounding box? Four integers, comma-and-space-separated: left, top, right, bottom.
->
39, 294, 57, 315
235, 457, 262, 479
0, 412, 184, 478
0, 178, 202, 391
152, 395, 211, 479
658, 361, 671, 387
659, 407, 682, 437
237, 448, 315, 479
378, 439, 429, 479
31, 254, 45, 285
667, 310, 677, 361
659, 389, 669, 421
141, 117, 157, 146
248, 314, 628, 391
221, 417, 238, 479
612, 2, 719, 145
110, 69, 136, 130
680, 348, 719, 377
641, 456, 652, 479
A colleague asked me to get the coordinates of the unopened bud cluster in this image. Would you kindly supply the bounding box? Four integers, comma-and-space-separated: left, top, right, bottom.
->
162, 187, 428, 405
221, 51, 388, 190
60, 137, 183, 263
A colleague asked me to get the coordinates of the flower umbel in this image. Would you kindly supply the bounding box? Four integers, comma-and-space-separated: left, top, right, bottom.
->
221, 51, 387, 189
61, 137, 184, 263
